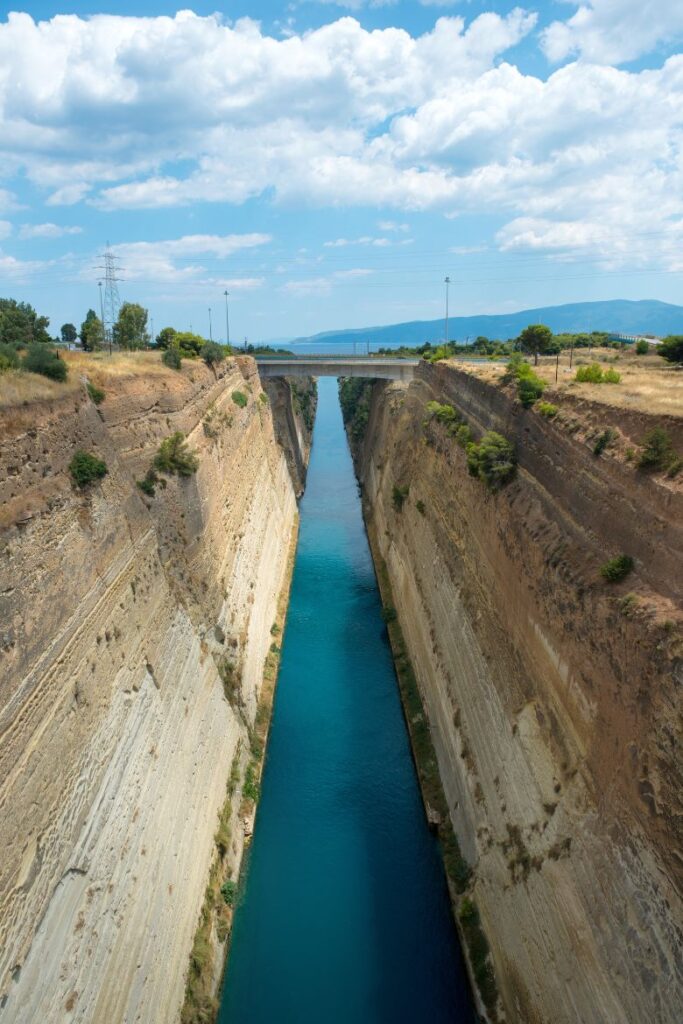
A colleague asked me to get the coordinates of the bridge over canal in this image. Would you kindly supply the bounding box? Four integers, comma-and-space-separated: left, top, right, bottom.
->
255, 355, 418, 380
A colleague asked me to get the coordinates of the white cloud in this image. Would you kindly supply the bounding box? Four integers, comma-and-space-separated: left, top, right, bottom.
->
282, 267, 372, 294
18, 222, 82, 239
0, 250, 47, 279
0, 10, 681, 272
541, 0, 683, 64
324, 236, 392, 247
378, 220, 410, 232
0, 221, 12, 240
102, 233, 271, 290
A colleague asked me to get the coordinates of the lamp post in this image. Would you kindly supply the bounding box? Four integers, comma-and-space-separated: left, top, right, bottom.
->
224, 290, 230, 346
444, 276, 451, 345
208, 307, 213, 342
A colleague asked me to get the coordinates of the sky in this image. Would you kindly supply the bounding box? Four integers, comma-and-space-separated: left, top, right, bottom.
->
0, 0, 682, 343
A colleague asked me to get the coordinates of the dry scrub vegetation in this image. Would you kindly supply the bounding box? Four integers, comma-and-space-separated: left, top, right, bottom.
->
0, 350, 201, 410
457, 349, 682, 417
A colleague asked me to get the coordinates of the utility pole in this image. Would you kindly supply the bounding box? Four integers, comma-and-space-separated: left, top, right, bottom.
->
224, 290, 230, 346
444, 276, 451, 345
97, 281, 107, 354
208, 307, 213, 342
150, 317, 154, 349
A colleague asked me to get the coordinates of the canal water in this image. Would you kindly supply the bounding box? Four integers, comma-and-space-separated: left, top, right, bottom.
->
218, 377, 474, 1024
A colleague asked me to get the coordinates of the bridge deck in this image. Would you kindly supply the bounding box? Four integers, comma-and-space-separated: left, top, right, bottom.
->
254, 356, 419, 380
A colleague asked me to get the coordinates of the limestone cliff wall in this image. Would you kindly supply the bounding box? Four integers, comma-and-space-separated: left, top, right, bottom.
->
0, 357, 306, 1022
351, 364, 682, 1024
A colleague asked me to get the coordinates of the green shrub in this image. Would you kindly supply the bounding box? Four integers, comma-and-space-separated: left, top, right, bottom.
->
86, 381, 105, 404
381, 605, 397, 623
201, 341, 226, 366
220, 880, 237, 907
0, 342, 20, 372
537, 401, 558, 418
137, 468, 164, 497
666, 457, 682, 478
593, 429, 614, 456
575, 364, 621, 384
600, 554, 634, 582
426, 401, 459, 426
243, 761, 260, 803
635, 339, 649, 355
517, 373, 545, 407
503, 356, 545, 407
22, 343, 67, 382
162, 347, 182, 370
232, 390, 248, 408
259, 392, 269, 404
468, 431, 516, 490
392, 484, 409, 510
455, 423, 472, 447
154, 432, 199, 477
637, 427, 678, 472
658, 335, 683, 364
69, 450, 108, 488
575, 363, 604, 383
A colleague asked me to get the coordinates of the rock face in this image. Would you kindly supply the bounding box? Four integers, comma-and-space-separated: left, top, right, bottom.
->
0, 357, 311, 1023
349, 363, 682, 1024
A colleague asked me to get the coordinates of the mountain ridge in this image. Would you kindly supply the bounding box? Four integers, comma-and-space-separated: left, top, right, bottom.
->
281, 299, 683, 348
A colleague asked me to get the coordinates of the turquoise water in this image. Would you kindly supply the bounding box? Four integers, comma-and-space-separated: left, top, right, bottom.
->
218, 377, 474, 1024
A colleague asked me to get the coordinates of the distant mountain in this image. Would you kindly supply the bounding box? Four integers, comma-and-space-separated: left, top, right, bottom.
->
289, 300, 683, 348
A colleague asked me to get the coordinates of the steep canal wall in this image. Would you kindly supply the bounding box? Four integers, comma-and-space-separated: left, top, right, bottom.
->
0, 357, 313, 1023
343, 364, 683, 1024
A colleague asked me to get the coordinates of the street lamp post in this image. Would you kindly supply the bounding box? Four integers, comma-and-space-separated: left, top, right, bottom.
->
224, 290, 230, 346
208, 307, 213, 342
444, 276, 451, 345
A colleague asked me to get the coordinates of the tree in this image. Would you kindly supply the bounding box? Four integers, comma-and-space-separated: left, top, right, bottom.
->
80, 309, 104, 351
155, 326, 177, 349
0, 298, 52, 347
113, 302, 150, 350
518, 323, 553, 365
658, 335, 683, 364
60, 323, 78, 347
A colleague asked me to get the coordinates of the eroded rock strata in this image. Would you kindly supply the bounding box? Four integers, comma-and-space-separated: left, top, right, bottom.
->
345, 363, 682, 1024
0, 357, 312, 1023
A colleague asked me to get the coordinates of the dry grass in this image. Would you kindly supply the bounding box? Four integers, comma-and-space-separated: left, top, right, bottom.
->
0, 368, 79, 408
0, 351, 184, 410
64, 350, 172, 381
451, 349, 682, 417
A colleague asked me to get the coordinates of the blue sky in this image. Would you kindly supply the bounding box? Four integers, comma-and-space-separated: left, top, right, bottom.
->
1, 1, 682, 342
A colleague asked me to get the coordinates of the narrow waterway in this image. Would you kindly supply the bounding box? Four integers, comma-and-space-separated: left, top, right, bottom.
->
218, 377, 474, 1024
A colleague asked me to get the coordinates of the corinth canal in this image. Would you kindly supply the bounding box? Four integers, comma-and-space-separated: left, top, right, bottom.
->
218, 377, 474, 1023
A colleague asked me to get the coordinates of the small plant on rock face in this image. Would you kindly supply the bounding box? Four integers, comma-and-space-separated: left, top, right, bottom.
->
153, 431, 199, 477
600, 554, 634, 582
392, 484, 409, 510
232, 390, 248, 408
517, 373, 545, 407
381, 605, 397, 623
537, 401, 558, 418
86, 381, 105, 404
468, 431, 516, 490
69, 450, 108, 488
416, 499, 426, 515
220, 880, 237, 907
637, 427, 679, 473
593, 429, 614, 457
